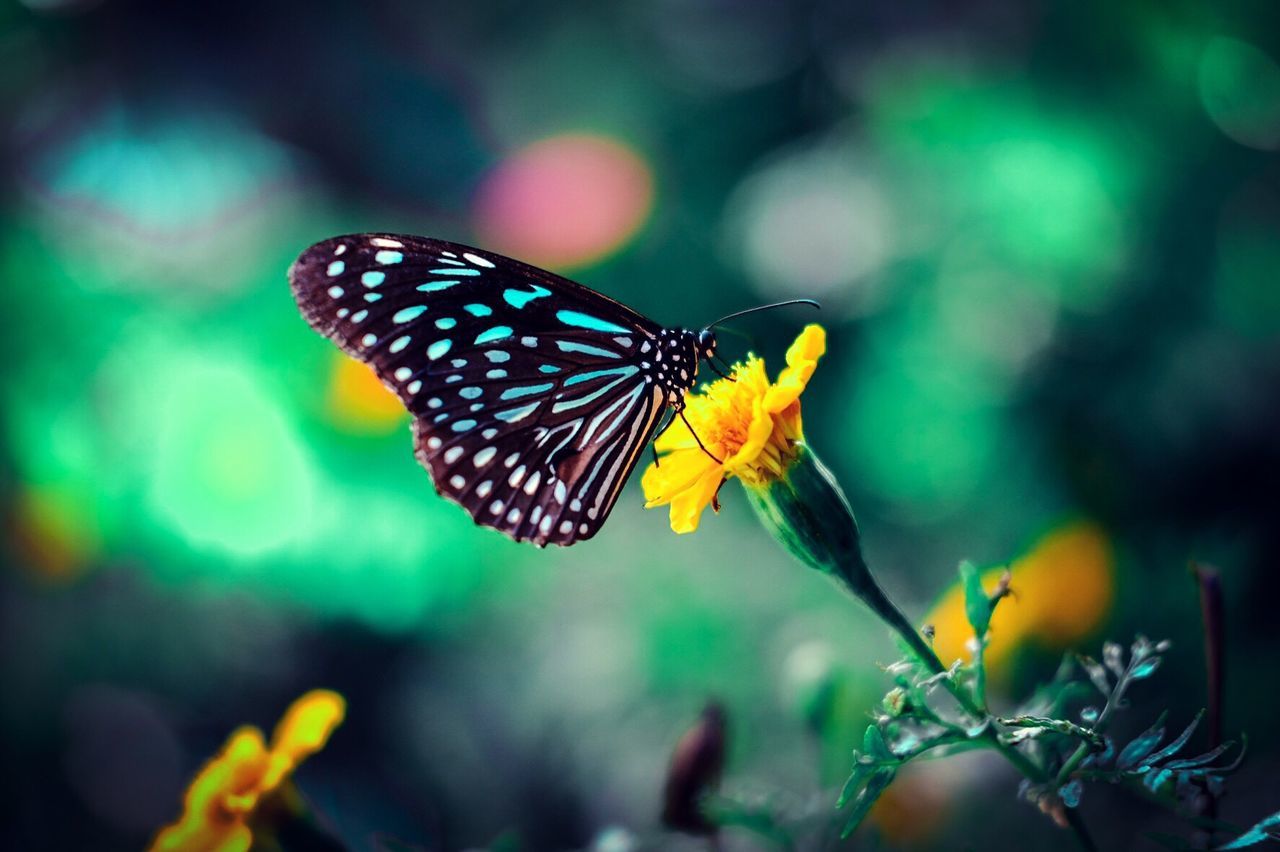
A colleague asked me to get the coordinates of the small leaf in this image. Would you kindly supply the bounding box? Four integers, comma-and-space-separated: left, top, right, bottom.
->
1144, 767, 1174, 793
1142, 710, 1204, 767
862, 725, 894, 763
1077, 655, 1111, 695
840, 767, 897, 838
1216, 809, 1280, 850
1102, 642, 1126, 677
837, 757, 873, 809
1118, 712, 1169, 770
1131, 657, 1163, 680
1164, 741, 1237, 771
1059, 779, 1084, 808
959, 561, 992, 637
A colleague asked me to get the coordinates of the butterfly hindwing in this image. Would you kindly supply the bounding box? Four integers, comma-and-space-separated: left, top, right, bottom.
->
289, 233, 684, 546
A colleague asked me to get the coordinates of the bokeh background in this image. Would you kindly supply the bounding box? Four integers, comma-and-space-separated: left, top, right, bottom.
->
2, 0, 1278, 849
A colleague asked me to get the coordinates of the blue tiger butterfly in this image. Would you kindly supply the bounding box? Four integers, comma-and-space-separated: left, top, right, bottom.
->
289, 234, 814, 547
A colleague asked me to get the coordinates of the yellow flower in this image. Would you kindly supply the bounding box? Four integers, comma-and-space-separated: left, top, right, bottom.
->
149, 690, 346, 852
926, 521, 1115, 679
642, 324, 826, 533
328, 352, 408, 433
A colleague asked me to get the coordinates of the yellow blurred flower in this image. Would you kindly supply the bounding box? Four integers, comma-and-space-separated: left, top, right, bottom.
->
327, 352, 407, 433
642, 324, 826, 533
150, 690, 346, 852
926, 521, 1115, 678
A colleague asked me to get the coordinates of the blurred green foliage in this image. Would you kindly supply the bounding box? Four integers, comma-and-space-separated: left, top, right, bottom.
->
1, 0, 1278, 849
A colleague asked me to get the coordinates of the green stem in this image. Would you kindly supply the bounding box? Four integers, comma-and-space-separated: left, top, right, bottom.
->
849, 558, 1099, 852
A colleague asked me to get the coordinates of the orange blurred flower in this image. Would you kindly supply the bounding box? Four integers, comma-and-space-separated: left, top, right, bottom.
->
927, 520, 1115, 677
327, 353, 407, 433
149, 690, 346, 852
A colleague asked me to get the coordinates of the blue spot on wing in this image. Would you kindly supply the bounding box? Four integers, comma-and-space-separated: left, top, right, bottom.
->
503, 285, 552, 309
500, 382, 555, 400
556, 310, 632, 334
394, 306, 427, 323
564, 366, 639, 386
556, 340, 621, 359
475, 326, 513, 344
494, 402, 539, 423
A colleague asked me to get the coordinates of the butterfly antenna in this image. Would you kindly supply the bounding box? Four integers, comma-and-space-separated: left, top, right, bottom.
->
707, 298, 820, 330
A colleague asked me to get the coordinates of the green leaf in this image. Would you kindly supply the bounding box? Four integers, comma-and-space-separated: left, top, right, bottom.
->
1216, 809, 1280, 850
959, 561, 991, 637
863, 725, 894, 762
840, 767, 897, 838
1144, 767, 1174, 793
1164, 741, 1237, 771
1131, 657, 1163, 680
837, 758, 874, 809
1142, 710, 1204, 767
1117, 712, 1169, 770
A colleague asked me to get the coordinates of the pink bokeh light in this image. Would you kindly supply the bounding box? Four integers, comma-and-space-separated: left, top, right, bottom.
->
472, 134, 654, 270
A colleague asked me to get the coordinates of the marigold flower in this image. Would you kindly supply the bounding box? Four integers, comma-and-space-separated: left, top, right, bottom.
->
926, 521, 1115, 678
149, 689, 346, 852
642, 324, 826, 533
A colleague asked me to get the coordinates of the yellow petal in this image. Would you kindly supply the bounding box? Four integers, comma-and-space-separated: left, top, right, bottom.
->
148, 728, 268, 852
642, 448, 719, 507
667, 467, 725, 533
653, 411, 697, 453
261, 690, 346, 789
723, 397, 774, 471
763, 324, 825, 412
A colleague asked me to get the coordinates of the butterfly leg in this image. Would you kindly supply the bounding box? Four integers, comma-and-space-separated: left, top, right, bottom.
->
706, 357, 736, 382
677, 404, 723, 465
650, 408, 679, 468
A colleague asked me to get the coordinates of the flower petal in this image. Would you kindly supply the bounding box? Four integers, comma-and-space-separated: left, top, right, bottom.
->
642, 448, 719, 507
148, 728, 268, 852
763, 324, 825, 412
653, 411, 697, 453
261, 689, 346, 790
723, 396, 774, 472
667, 467, 725, 533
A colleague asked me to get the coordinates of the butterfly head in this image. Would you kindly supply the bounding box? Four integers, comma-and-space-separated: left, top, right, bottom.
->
695, 327, 718, 363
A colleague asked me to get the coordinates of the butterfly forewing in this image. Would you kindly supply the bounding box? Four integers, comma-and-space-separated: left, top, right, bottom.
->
289, 234, 681, 546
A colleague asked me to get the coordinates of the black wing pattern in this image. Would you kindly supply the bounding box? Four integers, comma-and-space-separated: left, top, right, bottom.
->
289, 234, 677, 546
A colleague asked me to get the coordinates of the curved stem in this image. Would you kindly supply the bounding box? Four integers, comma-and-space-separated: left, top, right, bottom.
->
848, 559, 1099, 852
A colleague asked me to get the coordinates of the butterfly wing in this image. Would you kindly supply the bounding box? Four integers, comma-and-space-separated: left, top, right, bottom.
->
289, 234, 675, 546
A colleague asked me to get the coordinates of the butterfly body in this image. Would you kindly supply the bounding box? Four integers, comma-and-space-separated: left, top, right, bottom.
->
289, 234, 713, 547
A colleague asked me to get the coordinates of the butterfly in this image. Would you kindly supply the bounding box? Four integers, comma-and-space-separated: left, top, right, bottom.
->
289, 234, 813, 547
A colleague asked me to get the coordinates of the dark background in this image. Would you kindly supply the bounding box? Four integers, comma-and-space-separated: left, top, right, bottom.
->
2, 0, 1278, 849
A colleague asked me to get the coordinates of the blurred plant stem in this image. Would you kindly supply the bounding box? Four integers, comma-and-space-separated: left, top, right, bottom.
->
746, 445, 1097, 851
1191, 562, 1225, 850
849, 555, 1099, 852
